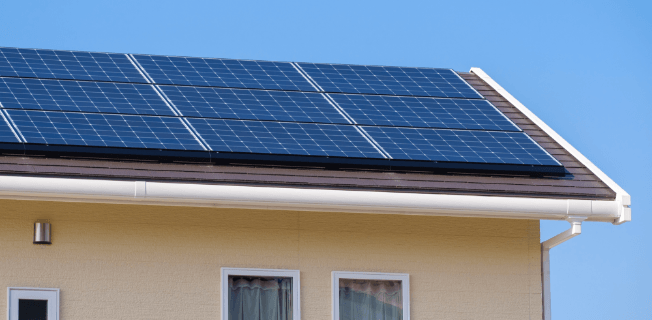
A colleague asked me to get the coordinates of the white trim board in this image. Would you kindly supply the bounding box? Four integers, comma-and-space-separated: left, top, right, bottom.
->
221, 268, 301, 320
470, 67, 630, 224
332, 271, 410, 320
7, 287, 59, 320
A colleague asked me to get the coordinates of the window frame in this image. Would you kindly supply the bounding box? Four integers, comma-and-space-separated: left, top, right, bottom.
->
331, 271, 410, 320
7, 287, 60, 320
221, 267, 301, 320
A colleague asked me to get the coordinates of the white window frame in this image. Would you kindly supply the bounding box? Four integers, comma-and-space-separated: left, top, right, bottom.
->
7, 287, 59, 320
332, 271, 410, 320
221, 268, 301, 320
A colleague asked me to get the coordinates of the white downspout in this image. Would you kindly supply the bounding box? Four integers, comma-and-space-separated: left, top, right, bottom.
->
541, 216, 586, 320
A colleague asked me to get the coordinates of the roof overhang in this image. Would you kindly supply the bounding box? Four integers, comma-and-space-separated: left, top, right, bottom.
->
0, 174, 627, 223
470, 68, 630, 224
0, 68, 629, 225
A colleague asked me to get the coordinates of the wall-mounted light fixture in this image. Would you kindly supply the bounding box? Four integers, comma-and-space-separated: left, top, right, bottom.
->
34, 220, 51, 245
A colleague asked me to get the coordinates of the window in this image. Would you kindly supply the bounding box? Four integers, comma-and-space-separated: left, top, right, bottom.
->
7, 287, 59, 320
221, 268, 300, 320
332, 272, 409, 320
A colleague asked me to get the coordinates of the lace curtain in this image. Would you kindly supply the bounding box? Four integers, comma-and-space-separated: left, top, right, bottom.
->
339, 279, 403, 320
228, 276, 293, 320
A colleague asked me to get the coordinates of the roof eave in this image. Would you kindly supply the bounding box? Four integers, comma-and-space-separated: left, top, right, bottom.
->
469, 68, 631, 224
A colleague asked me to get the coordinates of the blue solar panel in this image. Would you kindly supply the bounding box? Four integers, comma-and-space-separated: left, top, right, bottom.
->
133, 55, 317, 92
363, 126, 560, 166
0, 111, 21, 143
0, 47, 146, 83
187, 118, 384, 158
0, 47, 564, 173
297, 63, 482, 99
329, 94, 520, 131
160, 86, 349, 124
0, 78, 175, 116
7, 110, 205, 150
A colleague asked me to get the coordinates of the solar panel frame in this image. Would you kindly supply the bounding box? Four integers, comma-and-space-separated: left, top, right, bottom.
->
7, 110, 206, 151
0, 47, 147, 83
0, 77, 176, 116
296, 62, 483, 99
328, 93, 521, 131
362, 126, 561, 166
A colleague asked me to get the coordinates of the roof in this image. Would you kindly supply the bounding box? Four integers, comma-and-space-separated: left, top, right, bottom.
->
0, 70, 616, 201
0, 47, 630, 225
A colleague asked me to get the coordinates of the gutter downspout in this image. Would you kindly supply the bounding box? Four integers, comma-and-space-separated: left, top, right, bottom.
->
541, 216, 586, 320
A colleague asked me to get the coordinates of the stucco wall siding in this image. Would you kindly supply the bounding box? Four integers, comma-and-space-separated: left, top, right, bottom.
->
0, 199, 542, 319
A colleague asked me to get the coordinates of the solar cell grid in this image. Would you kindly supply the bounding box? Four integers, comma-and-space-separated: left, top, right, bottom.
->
133, 55, 317, 92
328, 94, 519, 131
297, 63, 482, 98
0, 47, 146, 83
362, 126, 560, 166
188, 118, 384, 158
0, 78, 175, 116
7, 109, 204, 150
160, 86, 349, 124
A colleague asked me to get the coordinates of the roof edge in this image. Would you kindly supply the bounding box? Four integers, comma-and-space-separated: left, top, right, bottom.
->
469, 68, 630, 224
0, 175, 621, 222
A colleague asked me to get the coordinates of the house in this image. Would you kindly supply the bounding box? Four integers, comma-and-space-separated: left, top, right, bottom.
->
0, 47, 630, 320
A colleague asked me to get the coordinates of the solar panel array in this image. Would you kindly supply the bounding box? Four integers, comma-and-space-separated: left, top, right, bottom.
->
0, 47, 563, 173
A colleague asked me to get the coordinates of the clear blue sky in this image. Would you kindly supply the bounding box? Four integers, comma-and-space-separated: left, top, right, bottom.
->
1, 0, 649, 318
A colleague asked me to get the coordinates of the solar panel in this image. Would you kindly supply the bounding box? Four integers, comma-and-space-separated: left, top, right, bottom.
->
297, 63, 483, 99
0, 78, 175, 116
133, 55, 317, 92
0, 111, 21, 143
187, 118, 384, 158
362, 126, 560, 165
0, 47, 146, 83
160, 86, 349, 124
7, 110, 205, 150
0, 47, 564, 174
329, 94, 520, 131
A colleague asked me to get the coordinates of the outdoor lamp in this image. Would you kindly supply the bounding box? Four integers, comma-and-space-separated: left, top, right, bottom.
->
33, 220, 51, 245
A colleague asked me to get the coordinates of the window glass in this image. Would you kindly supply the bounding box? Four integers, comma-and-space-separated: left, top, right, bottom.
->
18, 299, 47, 320
228, 276, 292, 320
339, 279, 403, 320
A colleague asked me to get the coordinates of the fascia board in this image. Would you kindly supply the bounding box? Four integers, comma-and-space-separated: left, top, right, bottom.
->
469, 68, 630, 224
0, 175, 621, 222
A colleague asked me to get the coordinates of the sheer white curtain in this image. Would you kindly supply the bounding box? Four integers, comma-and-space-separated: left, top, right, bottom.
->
228, 276, 293, 320
339, 279, 403, 320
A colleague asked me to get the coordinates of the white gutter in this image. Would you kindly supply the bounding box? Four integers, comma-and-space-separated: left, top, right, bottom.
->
470, 68, 631, 225
0, 175, 622, 222
541, 217, 585, 320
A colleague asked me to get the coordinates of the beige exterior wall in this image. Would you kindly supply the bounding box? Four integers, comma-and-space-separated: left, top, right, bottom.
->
0, 199, 542, 320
